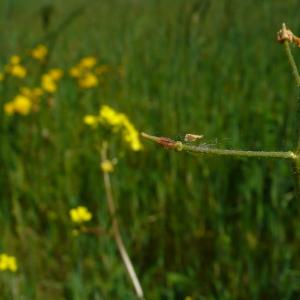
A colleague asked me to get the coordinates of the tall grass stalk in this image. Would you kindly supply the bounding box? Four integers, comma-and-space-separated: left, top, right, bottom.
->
101, 143, 145, 300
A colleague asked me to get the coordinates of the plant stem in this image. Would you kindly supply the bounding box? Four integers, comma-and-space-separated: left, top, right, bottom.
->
141, 132, 297, 160
282, 24, 300, 87
280, 23, 300, 191
101, 144, 145, 300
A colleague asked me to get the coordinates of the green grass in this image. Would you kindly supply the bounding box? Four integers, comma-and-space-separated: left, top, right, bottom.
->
1, 0, 300, 299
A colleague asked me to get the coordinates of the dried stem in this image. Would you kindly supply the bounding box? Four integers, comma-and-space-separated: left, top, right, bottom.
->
141, 132, 297, 160
101, 143, 145, 300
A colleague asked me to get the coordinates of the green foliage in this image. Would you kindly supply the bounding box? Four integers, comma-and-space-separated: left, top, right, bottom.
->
1, 0, 300, 299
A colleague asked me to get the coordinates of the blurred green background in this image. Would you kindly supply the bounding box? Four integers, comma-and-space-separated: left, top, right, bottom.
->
1, 0, 300, 299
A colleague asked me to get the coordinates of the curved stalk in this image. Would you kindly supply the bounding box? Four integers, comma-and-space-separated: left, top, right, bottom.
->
101, 144, 145, 300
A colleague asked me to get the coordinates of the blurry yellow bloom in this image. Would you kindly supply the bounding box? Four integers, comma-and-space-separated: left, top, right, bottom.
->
123, 129, 143, 151
19, 87, 43, 110
34, 87, 44, 97
42, 74, 57, 93
101, 160, 114, 173
13, 95, 32, 115
99, 105, 143, 151
83, 115, 99, 127
0, 72, 5, 81
8, 64, 27, 78
20, 86, 44, 99
41, 68, 63, 93
70, 206, 92, 224
48, 68, 63, 80
4, 95, 32, 116
78, 73, 98, 89
30, 44, 48, 61
79, 56, 97, 69
99, 105, 126, 128
4, 102, 15, 116
0, 254, 17, 272
185, 297, 193, 300
69, 66, 81, 78
10, 55, 21, 65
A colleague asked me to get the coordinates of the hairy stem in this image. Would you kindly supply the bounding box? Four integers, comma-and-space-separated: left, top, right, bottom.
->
141, 133, 297, 160
101, 144, 145, 300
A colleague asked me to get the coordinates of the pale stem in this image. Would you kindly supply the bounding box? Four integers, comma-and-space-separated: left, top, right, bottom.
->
101, 144, 145, 300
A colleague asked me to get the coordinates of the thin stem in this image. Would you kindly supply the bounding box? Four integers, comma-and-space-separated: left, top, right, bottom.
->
141, 132, 297, 160
279, 23, 300, 192
281, 25, 300, 87
101, 144, 145, 300
283, 39, 300, 151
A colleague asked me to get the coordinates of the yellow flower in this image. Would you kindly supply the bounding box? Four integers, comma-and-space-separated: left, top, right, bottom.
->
48, 68, 63, 80
98, 105, 143, 151
41, 69, 63, 93
42, 74, 57, 93
4, 93, 36, 116
0, 72, 5, 81
100, 160, 114, 173
8, 64, 27, 78
124, 129, 143, 151
4, 102, 15, 116
13, 95, 32, 115
70, 206, 92, 224
19, 87, 43, 110
69, 66, 81, 78
122, 120, 143, 151
0, 254, 17, 272
99, 105, 126, 128
10, 55, 21, 65
30, 44, 48, 61
79, 56, 97, 69
78, 73, 98, 89
83, 115, 99, 127
20, 86, 44, 99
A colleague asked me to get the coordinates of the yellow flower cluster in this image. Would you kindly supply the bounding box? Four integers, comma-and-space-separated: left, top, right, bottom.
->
70, 56, 98, 89
70, 206, 92, 224
6, 55, 27, 78
4, 68, 62, 116
0, 253, 17, 272
41, 68, 63, 93
99, 105, 143, 151
30, 44, 48, 61
4, 95, 32, 116
20, 86, 44, 101
83, 105, 143, 151
4, 86, 44, 116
